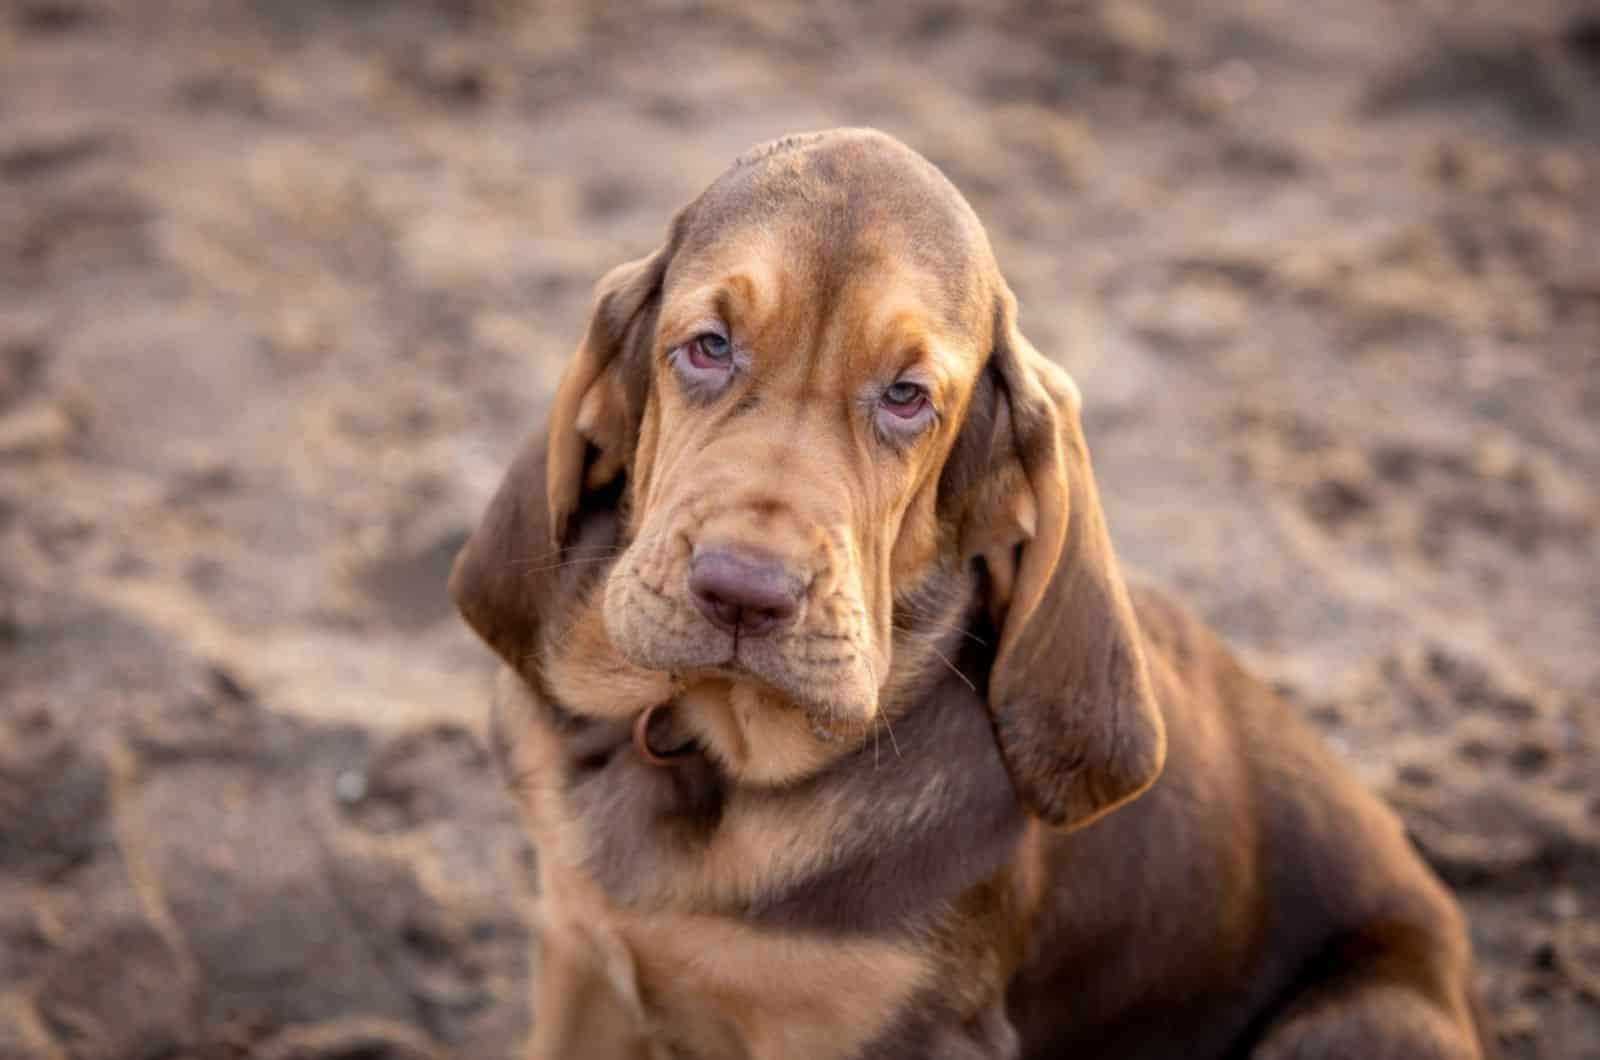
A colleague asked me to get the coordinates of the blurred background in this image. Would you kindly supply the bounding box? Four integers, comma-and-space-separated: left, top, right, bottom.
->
2, 0, 1598, 1057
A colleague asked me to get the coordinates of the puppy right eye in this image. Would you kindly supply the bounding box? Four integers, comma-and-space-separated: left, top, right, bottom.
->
688, 333, 731, 366
671, 331, 737, 395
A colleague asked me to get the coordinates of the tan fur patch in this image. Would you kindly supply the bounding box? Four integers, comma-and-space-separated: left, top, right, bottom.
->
538, 863, 931, 1060
675, 680, 848, 785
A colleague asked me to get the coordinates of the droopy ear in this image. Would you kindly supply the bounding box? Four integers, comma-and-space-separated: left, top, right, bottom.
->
455, 221, 679, 677
449, 429, 620, 679
949, 292, 1166, 830
546, 230, 680, 548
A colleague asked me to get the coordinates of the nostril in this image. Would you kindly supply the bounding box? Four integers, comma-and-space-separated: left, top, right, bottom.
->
707, 596, 741, 629
742, 606, 788, 637
688, 548, 803, 637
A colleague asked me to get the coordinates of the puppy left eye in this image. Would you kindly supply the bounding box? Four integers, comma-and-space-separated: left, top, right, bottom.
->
879, 381, 928, 419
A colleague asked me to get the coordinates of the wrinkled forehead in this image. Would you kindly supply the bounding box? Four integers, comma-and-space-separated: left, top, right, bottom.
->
666, 133, 996, 337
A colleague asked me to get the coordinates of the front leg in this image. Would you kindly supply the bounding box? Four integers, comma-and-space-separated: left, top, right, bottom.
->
526, 914, 666, 1060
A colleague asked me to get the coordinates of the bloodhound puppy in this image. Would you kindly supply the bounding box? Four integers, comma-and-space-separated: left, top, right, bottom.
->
451, 129, 1495, 1060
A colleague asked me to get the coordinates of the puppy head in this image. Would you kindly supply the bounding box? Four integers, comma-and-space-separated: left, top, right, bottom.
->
461, 128, 1164, 822
548, 129, 996, 734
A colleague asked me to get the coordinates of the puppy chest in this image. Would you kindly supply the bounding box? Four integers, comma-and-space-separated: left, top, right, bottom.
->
622, 913, 932, 1060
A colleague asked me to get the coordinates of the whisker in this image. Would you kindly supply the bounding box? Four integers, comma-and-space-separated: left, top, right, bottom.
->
503, 544, 627, 569
891, 608, 988, 648
896, 622, 987, 650
854, 651, 900, 766
888, 619, 985, 689
507, 554, 624, 575
516, 544, 627, 559
513, 543, 626, 559
881, 711, 903, 761
927, 643, 977, 694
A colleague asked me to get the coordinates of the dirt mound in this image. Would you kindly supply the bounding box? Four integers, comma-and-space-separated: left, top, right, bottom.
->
0, 589, 533, 1058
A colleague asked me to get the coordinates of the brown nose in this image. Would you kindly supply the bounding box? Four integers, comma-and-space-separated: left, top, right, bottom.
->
689, 548, 803, 638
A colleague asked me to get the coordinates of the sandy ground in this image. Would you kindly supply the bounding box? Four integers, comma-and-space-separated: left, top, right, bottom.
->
2, 0, 1598, 1057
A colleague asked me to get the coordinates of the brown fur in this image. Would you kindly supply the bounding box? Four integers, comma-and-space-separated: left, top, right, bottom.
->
451, 129, 1494, 1060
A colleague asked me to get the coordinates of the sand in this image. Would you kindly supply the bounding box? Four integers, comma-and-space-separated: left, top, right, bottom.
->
1, 0, 1597, 1057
